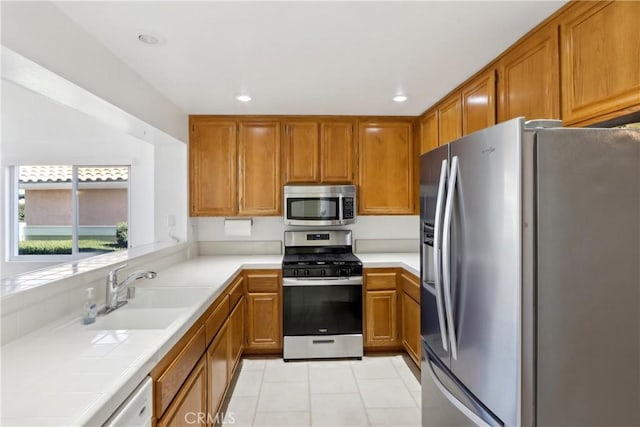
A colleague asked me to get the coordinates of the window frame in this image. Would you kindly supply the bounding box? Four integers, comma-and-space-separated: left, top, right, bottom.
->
9, 165, 131, 261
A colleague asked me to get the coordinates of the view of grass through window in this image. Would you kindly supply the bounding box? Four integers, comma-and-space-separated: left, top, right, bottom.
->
17, 165, 129, 256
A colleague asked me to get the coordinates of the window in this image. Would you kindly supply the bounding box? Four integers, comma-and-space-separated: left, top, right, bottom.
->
12, 165, 130, 258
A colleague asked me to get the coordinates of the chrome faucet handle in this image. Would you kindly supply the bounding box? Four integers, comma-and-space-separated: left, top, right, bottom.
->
108, 264, 128, 283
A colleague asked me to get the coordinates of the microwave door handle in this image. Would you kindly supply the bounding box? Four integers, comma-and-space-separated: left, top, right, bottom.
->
442, 155, 459, 360
338, 194, 344, 225
433, 158, 449, 352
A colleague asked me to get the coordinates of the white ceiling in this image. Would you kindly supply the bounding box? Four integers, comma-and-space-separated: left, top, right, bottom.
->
53, 1, 566, 116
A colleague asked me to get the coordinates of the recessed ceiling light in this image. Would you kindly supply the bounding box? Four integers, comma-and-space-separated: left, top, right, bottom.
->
393, 95, 408, 103
236, 95, 252, 102
138, 34, 160, 45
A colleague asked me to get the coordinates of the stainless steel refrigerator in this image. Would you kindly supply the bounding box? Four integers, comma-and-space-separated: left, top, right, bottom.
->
419, 117, 640, 426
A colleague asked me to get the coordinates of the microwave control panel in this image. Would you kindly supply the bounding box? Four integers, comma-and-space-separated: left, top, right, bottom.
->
343, 198, 354, 219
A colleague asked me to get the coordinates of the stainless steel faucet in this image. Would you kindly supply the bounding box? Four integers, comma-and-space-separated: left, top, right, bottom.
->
103, 264, 157, 314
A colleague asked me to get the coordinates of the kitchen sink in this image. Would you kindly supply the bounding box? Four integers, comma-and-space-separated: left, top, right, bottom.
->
86, 308, 187, 330
125, 286, 212, 309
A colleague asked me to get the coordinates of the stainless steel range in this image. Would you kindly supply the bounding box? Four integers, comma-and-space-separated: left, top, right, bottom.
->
282, 230, 363, 361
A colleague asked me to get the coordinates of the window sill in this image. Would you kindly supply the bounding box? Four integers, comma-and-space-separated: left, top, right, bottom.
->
1, 241, 189, 299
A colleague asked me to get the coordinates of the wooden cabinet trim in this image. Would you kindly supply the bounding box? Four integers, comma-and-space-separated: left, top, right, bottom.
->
205, 294, 230, 346
228, 275, 244, 309
400, 271, 420, 303
157, 356, 207, 427
245, 270, 281, 293
154, 325, 206, 418
364, 269, 398, 291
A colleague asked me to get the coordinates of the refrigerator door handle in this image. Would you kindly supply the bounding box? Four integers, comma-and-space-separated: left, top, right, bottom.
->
433, 158, 449, 352
442, 155, 459, 360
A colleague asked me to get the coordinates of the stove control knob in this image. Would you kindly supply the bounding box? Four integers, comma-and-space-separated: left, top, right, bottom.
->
340, 268, 350, 277
320, 269, 326, 276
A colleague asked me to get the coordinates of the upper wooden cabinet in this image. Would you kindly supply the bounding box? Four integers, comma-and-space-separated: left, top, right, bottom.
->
497, 23, 560, 122
419, 109, 438, 155
189, 119, 237, 216
438, 94, 462, 145
284, 121, 319, 183
358, 121, 415, 215
284, 120, 355, 184
238, 121, 282, 215
319, 121, 355, 183
560, 1, 640, 125
462, 69, 496, 135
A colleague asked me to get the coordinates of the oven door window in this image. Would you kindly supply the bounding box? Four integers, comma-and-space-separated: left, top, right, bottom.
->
283, 285, 362, 336
286, 197, 339, 221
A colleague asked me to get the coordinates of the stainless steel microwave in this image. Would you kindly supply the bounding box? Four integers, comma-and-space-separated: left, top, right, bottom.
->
284, 185, 356, 226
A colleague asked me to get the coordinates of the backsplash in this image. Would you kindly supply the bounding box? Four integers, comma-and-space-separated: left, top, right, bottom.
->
193, 215, 420, 242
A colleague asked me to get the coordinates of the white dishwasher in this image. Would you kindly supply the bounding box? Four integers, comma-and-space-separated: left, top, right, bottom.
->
103, 377, 153, 427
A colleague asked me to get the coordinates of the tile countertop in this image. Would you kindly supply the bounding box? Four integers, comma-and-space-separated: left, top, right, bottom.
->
0, 253, 418, 427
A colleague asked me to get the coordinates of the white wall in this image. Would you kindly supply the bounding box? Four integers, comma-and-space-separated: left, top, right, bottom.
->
0, 1, 187, 144
0, 80, 159, 276
1, 80, 190, 278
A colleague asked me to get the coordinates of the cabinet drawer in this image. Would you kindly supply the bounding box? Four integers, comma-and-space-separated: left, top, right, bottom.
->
155, 325, 206, 417
365, 270, 398, 290
245, 270, 280, 292
205, 295, 229, 345
228, 275, 244, 309
401, 272, 420, 303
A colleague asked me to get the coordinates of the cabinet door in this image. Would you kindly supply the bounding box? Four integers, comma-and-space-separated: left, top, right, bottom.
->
246, 292, 281, 352
561, 1, 640, 125
320, 121, 355, 183
462, 69, 496, 135
284, 121, 319, 183
238, 121, 281, 215
365, 290, 399, 348
157, 356, 207, 427
420, 109, 438, 154
497, 24, 560, 122
189, 119, 237, 216
228, 297, 245, 378
207, 322, 229, 418
358, 122, 414, 214
438, 94, 462, 145
401, 292, 421, 368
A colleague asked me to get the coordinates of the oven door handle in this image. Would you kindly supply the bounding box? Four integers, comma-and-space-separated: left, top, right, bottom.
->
283, 277, 363, 286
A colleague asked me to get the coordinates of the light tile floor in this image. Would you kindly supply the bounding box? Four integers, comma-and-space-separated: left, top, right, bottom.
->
221, 354, 472, 427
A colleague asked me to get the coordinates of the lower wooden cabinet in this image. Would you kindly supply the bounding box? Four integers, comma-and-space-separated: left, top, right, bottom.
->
401, 292, 421, 367
246, 293, 281, 352
364, 268, 401, 349
365, 290, 399, 348
245, 270, 282, 354
207, 321, 229, 418
157, 356, 207, 427
228, 296, 245, 377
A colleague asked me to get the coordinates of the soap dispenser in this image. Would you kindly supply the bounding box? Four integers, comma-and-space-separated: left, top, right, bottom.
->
82, 287, 97, 325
